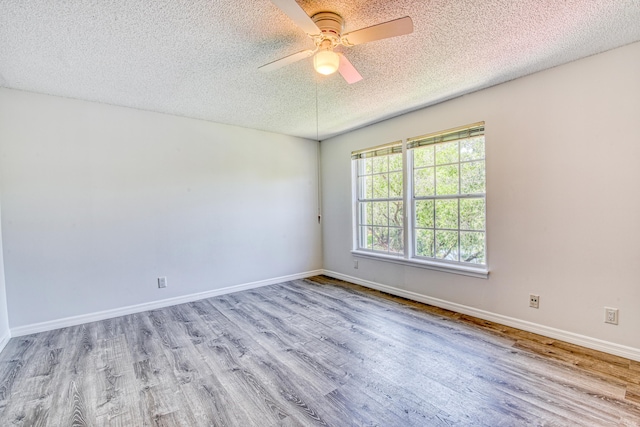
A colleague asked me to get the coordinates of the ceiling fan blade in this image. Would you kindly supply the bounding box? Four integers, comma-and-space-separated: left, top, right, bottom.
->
259, 49, 315, 72
342, 16, 413, 46
338, 54, 363, 84
270, 0, 320, 35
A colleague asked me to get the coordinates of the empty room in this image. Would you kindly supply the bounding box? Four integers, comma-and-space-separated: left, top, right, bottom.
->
0, 0, 639, 425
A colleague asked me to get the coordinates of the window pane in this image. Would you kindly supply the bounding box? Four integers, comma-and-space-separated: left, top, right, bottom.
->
372, 202, 388, 226
460, 198, 485, 231
389, 201, 403, 227
389, 228, 404, 253
415, 200, 434, 228
435, 199, 458, 229
364, 158, 374, 175
373, 227, 389, 251
460, 161, 485, 194
435, 165, 459, 195
461, 232, 485, 264
414, 167, 435, 196
460, 137, 485, 162
359, 202, 372, 226
435, 230, 458, 260
415, 229, 434, 257
436, 141, 459, 165
413, 146, 434, 168
372, 156, 388, 173
389, 172, 402, 198
389, 153, 402, 171
373, 173, 388, 199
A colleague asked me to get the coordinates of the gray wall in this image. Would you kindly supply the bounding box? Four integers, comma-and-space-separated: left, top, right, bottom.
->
0, 89, 322, 328
320, 42, 640, 352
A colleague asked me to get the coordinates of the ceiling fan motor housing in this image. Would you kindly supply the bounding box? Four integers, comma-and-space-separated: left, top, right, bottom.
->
311, 12, 344, 47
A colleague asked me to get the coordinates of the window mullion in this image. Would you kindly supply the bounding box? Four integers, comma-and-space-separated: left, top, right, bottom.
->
457, 141, 461, 262
403, 138, 411, 259
457, 198, 461, 262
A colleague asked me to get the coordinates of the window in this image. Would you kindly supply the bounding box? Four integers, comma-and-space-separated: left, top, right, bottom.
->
352, 123, 487, 277
353, 142, 404, 255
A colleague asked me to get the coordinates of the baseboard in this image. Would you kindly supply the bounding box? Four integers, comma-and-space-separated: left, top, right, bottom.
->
11, 269, 324, 337
322, 270, 640, 362
0, 330, 11, 354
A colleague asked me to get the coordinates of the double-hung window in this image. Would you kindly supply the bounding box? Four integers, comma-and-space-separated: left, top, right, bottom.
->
352, 122, 487, 277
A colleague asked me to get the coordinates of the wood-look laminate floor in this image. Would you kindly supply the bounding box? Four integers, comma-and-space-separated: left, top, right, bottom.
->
0, 276, 638, 426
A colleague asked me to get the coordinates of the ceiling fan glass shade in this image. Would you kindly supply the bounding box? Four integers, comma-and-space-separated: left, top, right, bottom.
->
314, 50, 340, 75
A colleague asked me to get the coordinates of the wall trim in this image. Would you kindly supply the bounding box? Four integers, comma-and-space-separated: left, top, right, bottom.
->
11, 270, 323, 337
322, 270, 640, 362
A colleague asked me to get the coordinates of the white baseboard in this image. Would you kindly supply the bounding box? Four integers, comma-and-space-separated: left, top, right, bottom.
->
0, 330, 11, 354
11, 270, 323, 337
322, 270, 640, 362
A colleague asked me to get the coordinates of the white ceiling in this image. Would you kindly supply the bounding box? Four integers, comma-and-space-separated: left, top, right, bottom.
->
1, 0, 639, 140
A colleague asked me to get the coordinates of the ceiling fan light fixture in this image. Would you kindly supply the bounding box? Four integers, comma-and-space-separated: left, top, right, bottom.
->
313, 49, 340, 75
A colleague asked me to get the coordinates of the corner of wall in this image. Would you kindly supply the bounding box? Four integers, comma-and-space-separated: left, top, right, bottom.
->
0, 194, 12, 353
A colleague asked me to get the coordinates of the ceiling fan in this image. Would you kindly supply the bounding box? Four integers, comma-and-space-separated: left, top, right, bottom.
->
260, 0, 413, 84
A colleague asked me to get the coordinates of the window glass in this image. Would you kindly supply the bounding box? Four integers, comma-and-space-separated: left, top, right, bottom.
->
412, 133, 486, 265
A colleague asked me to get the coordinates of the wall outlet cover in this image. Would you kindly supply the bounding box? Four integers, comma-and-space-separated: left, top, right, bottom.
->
604, 307, 618, 325
158, 277, 168, 288
529, 294, 539, 309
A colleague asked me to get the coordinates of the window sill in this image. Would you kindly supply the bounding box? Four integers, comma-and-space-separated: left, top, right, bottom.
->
350, 250, 489, 279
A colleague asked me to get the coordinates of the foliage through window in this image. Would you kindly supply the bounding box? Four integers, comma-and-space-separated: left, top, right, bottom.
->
354, 144, 404, 255
410, 132, 486, 264
352, 123, 486, 274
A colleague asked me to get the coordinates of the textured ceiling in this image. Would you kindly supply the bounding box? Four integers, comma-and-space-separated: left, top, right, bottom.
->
1, 1, 639, 140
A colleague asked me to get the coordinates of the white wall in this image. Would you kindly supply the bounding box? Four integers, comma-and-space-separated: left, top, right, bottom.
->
321, 41, 640, 355
0, 89, 322, 328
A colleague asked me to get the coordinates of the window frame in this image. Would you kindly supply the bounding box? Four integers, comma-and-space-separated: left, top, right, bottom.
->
351, 123, 489, 279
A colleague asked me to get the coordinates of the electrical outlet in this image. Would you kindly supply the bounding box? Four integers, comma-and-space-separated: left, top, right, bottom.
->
353, 259, 358, 269
529, 294, 539, 309
158, 277, 168, 288
604, 307, 618, 325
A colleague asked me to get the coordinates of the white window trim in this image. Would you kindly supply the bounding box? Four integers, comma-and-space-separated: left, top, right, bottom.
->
350, 249, 489, 279
351, 124, 489, 279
